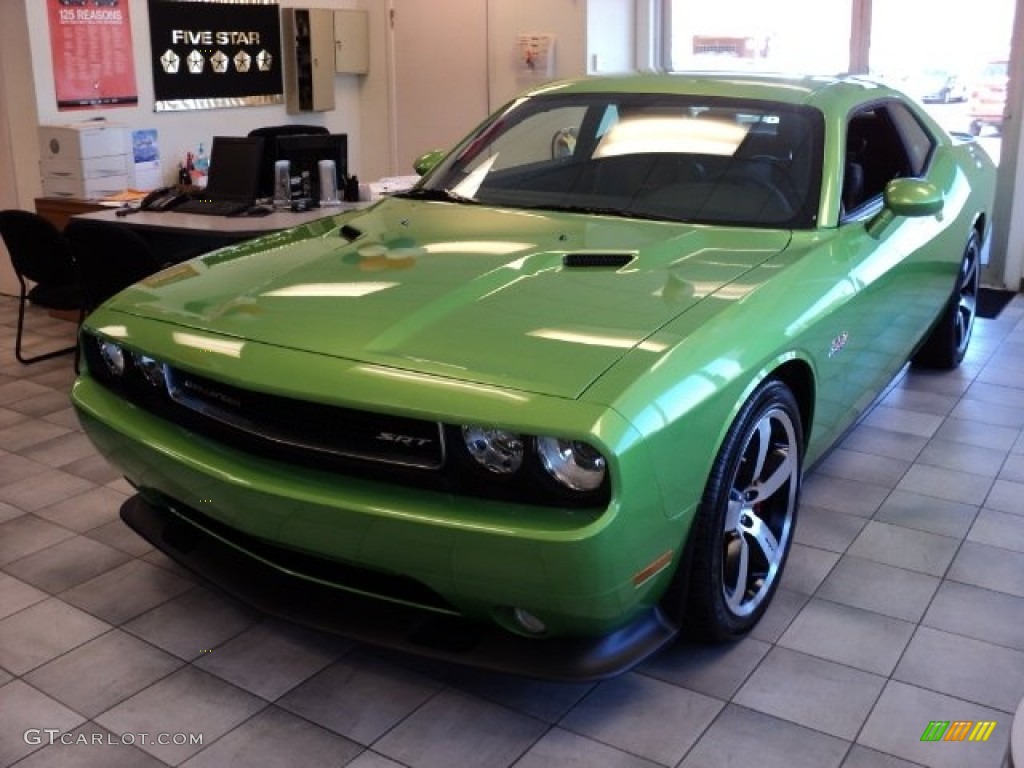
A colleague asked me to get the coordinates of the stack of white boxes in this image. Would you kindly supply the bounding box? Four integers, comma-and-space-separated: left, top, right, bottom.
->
38, 121, 130, 199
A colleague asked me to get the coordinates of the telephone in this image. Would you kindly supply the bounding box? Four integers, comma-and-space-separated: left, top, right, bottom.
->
140, 185, 196, 212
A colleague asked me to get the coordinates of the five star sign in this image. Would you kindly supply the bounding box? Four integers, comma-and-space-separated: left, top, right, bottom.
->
186, 50, 205, 74
161, 47, 274, 78
160, 49, 180, 74
211, 50, 229, 74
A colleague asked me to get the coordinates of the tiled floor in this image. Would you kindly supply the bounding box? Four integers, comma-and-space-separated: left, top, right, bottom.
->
1, 292, 1023, 768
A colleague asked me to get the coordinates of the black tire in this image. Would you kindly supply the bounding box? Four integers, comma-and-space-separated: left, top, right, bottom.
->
912, 231, 980, 370
686, 379, 802, 641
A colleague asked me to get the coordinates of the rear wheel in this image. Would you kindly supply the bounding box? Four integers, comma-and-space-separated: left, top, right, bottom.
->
686, 379, 802, 641
912, 232, 980, 369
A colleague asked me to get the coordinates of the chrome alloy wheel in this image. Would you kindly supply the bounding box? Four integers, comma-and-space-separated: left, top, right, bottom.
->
720, 406, 799, 617
953, 235, 980, 360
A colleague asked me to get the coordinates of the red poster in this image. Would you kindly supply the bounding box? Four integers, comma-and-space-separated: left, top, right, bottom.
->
47, 0, 139, 110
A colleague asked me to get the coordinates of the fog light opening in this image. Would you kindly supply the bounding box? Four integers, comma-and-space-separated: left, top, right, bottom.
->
462, 425, 524, 474
511, 607, 547, 635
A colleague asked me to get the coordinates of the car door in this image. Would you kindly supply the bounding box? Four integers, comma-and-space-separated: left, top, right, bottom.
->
825, 100, 950, 426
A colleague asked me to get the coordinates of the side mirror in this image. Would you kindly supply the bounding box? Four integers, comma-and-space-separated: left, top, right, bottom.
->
413, 149, 446, 177
551, 127, 577, 158
884, 177, 944, 217
867, 178, 943, 238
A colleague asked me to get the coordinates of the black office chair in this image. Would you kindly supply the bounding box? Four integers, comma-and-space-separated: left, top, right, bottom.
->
63, 218, 166, 312
248, 124, 329, 199
0, 209, 82, 364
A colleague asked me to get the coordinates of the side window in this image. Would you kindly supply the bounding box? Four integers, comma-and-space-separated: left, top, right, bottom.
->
887, 102, 936, 175
842, 103, 914, 214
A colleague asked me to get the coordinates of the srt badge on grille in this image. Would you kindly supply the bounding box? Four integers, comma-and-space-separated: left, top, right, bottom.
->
375, 432, 433, 448
182, 378, 242, 409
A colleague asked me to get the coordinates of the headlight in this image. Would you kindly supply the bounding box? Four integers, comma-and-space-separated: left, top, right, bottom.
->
461, 426, 524, 474
536, 437, 607, 491
98, 340, 126, 377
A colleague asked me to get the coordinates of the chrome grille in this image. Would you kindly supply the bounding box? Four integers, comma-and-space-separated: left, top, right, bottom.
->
163, 367, 445, 470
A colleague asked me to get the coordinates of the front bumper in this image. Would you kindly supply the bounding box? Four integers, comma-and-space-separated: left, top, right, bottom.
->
122, 493, 678, 680
72, 362, 692, 677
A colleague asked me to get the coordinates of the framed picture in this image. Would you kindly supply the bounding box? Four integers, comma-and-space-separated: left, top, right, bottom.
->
148, 0, 284, 112
48, 0, 139, 110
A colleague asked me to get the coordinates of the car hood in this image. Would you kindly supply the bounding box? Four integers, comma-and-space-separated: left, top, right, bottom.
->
110, 199, 791, 398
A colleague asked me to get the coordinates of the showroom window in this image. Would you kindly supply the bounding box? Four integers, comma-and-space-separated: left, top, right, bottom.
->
664, 0, 1014, 164
664, 0, 853, 75
871, 0, 1013, 162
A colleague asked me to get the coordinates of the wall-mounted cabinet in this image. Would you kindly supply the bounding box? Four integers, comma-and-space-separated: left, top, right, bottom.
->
282, 8, 335, 113
334, 10, 369, 74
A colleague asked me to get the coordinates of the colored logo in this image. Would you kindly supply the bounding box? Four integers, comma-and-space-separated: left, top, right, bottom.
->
920, 720, 997, 742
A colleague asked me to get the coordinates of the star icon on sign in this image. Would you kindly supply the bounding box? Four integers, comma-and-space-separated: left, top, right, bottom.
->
256, 50, 273, 72
160, 49, 180, 74
187, 50, 205, 74
234, 50, 251, 73
211, 50, 228, 73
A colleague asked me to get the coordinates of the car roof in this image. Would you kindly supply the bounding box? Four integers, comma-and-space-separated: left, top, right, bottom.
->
526, 72, 900, 110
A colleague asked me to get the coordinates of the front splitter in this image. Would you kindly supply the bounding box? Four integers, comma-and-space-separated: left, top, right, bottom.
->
121, 494, 678, 681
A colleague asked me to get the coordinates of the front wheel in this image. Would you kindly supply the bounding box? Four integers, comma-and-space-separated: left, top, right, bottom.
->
912, 231, 980, 369
686, 379, 803, 641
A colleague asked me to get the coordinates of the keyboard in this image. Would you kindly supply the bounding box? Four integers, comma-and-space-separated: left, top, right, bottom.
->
173, 198, 250, 216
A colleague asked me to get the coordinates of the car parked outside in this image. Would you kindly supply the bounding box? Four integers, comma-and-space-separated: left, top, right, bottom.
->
907, 68, 968, 103
969, 59, 1009, 135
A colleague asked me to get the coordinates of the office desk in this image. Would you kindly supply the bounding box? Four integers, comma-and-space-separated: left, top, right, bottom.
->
35, 196, 107, 229
72, 205, 358, 262
74, 205, 350, 238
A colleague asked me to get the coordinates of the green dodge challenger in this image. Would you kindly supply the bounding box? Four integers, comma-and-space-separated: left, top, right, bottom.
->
72, 73, 996, 679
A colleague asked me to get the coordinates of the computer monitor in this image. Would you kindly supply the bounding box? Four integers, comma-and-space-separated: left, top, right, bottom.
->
201, 136, 265, 204
275, 133, 348, 204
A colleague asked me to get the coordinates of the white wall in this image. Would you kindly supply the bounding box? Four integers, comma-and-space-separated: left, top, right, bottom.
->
7, 0, 606, 198
355, 1, 395, 181
588, 0, 636, 74
389, 0, 489, 176
23, 0, 366, 187
487, 0, 589, 111
1, 0, 626, 294
2, 2, 41, 210
1, 0, 629, 273
0, 2, 39, 294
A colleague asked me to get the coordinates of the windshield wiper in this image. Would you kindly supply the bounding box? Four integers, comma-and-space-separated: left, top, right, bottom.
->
396, 188, 479, 205
529, 203, 675, 222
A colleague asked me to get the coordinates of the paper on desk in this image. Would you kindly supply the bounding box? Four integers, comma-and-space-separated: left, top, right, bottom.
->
364, 175, 419, 201
101, 189, 149, 203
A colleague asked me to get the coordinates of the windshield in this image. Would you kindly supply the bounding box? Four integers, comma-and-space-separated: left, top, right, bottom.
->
416, 92, 824, 228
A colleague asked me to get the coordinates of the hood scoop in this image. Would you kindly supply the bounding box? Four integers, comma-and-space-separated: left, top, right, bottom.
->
562, 252, 635, 269
339, 224, 363, 242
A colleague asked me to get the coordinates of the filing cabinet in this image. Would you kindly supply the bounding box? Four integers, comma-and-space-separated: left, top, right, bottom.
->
282, 8, 335, 113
